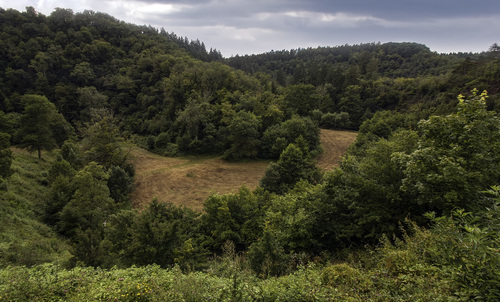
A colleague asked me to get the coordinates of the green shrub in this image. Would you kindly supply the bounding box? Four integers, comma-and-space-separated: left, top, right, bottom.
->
425, 197, 500, 301
321, 263, 373, 290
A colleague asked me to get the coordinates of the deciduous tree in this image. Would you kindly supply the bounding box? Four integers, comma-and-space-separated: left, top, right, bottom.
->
16, 94, 70, 159
223, 111, 261, 160
397, 89, 500, 212
260, 143, 322, 194
59, 162, 113, 237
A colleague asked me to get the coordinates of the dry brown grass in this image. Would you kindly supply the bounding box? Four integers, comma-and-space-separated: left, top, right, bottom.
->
130, 129, 357, 211
316, 129, 358, 170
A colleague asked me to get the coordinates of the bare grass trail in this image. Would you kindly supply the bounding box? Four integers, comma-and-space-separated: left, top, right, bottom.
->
130, 129, 357, 211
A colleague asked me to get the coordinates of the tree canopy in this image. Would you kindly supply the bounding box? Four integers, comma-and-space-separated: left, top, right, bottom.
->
16, 94, 71, 159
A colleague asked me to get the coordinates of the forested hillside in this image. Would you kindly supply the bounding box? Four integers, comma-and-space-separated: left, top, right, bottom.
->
227, 43, 500, 127
1, 6, 499, 301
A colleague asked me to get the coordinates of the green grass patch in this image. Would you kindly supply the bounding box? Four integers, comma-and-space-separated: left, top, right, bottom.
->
0, 149, 72, 268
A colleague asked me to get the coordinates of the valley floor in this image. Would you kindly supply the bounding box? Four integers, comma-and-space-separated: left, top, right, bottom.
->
130, 129, 357, 211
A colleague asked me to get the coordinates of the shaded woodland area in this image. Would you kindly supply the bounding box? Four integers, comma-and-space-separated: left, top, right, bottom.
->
0, 7, 499, 301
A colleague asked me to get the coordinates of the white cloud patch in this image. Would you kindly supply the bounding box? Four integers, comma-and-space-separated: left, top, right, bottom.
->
118, 1, 184, 15
105, 0, 187, 25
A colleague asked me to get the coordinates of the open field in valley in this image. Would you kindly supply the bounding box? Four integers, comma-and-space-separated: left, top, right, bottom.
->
130, 129, 357, 211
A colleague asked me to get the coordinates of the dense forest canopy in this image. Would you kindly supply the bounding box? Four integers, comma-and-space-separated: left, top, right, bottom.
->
1, 6, 499, 301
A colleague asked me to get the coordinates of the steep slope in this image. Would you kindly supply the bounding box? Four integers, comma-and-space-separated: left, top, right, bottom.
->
0, 149, 71, 266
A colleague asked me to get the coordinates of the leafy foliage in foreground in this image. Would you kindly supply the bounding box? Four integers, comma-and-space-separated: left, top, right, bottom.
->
4, 211, 496, 302
5, 198, 498, 301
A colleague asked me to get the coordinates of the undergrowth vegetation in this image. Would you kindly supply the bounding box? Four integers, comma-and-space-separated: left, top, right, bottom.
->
1, 199, 499, 301
0, 150, 72, 267
0, 220, 482, 302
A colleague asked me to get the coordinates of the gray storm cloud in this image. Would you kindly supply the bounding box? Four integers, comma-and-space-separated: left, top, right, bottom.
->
1, 0, 498, 56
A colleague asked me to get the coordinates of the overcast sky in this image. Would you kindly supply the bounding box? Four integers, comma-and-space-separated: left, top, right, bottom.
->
1, 0, 499, 57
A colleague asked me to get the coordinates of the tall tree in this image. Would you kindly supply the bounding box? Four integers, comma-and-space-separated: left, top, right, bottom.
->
223, 111, 261, 160
81, 109, 126, 168
16, 94, 69, 159
57, 162, 114, 266
58, 162, 114, 237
